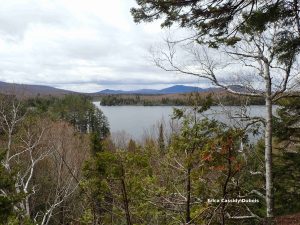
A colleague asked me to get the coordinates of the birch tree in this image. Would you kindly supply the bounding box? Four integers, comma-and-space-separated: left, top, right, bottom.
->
32, 121, 89, 225
0, 94, 26, 171
131, 1, 300, 221
0, 96, 89, 224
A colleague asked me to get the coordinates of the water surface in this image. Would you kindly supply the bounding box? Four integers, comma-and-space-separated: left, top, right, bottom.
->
94, 102, 276, 141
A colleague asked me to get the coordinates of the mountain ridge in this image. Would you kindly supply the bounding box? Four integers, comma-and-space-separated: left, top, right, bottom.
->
97, 85, 209, 94
0, 81, 253, 97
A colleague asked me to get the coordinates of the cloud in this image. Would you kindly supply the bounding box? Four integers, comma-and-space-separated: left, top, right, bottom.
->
0, 0, 71, 40
0, 0, 209, 93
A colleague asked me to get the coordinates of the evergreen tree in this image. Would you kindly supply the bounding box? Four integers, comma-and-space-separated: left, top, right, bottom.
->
0, 150, 18, 223
157, 123, 165, 153
131, 0, 300, 52
273, 97, 300, 215
274, 97, 300, 146
131, 1, 300, 220
127, 139, 137, 152
0, 149, 32, 224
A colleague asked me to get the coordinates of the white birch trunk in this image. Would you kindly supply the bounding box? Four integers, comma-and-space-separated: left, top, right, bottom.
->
263, 59, 274, 219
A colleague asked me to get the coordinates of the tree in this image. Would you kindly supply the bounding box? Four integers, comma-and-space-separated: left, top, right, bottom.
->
169, 115, 220, 224
82, 146, 155, 224
164, 106, 257, 224
127, 139, 137, 152
131, 0, 300, 220
49, 95, 109, 136
0, 95, 94, 225
30, 121, 90, 225
0, 149, 26, 224
272, 97, 300, 215
274, 96, 300, 147
0, 94, 26, 170
157, 123, 165, 153
131, 0, 300, 49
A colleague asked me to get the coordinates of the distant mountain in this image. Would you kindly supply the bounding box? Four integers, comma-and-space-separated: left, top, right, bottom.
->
158, 85, 205, 94
97, 85, 208, 95
0, 81, 257, 98
0, 81, 74, 97
98, 89, 127, 94
97, 88, 157, 94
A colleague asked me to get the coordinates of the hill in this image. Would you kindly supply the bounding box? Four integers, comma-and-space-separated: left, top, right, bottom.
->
0, 81, 75, 98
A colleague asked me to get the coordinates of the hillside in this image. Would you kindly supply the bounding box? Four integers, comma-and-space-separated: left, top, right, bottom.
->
0, 81, 75, 98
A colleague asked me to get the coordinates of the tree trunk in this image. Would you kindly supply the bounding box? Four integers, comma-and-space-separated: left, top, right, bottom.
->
264, 59, 274, 220
120, 166, 132, 225
265, 96, 274, 219
25, 195, 30, 217
4, 129, 13, 170
186, 167, 191, 224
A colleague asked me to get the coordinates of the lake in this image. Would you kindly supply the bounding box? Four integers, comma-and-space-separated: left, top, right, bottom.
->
94, 102, 277, 141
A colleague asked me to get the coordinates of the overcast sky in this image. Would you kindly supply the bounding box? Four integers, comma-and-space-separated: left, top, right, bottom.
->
0, 0, 205, 92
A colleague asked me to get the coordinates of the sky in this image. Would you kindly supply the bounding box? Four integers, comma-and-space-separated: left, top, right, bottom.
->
0, 0, 204, 93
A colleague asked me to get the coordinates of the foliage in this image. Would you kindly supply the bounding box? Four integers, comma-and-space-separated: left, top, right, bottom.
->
50, 95, 109, 135
100, 94, 188, 106
274, 152, 300, 216
80, 96, 268, 224
2, 91, 300, 224
274, 97, 300, 146
131, 0, 300, 57
82, 146, 155, 224
168, 106, 264, 224
26, 95, 110, 155
157, 123, 165, 153
0, 150, 24, 224
131, 0, 300, 221
273, 97, 300, 215
0, 94, 108, 224
26, 95, 110, 137
99, 93, 265, 106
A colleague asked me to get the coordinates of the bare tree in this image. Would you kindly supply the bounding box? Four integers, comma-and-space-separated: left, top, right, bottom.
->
151, 22, 299, 219
33, 121, 89, 225
0, 97, 55, 219
0, 94, 26, 170
0, 95, 89, 224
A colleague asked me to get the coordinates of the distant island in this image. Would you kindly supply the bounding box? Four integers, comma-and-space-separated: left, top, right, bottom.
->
96, 93, 265, 106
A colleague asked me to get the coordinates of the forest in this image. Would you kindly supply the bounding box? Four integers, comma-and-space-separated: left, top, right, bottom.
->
0, 93, 299, 225
1, 0, 300, 224
97, 93, 265, 106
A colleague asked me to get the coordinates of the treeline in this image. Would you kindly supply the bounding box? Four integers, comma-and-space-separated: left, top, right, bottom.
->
26, 95, 109, 137
99, 94, 187, 106
99, 93, 265, 106
1, 93, 299, 225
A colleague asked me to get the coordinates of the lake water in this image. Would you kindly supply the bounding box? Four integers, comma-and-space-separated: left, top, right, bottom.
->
94, 102, 277, 141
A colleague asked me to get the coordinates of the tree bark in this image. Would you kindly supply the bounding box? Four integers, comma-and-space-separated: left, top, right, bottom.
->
264, 59, 274, 220
120, 166, 132, 225
25, 195, 30, 217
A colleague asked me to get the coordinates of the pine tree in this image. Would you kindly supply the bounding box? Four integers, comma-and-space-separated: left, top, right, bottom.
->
131, 1, 300, 220
157, 123, 165, 153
